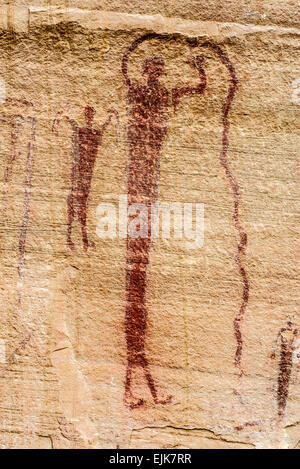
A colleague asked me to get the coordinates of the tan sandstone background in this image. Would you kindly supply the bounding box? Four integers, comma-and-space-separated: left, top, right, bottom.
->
0, 1, 299, 449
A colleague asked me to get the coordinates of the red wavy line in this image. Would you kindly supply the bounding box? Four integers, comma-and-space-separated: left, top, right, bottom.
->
202, 42, 249, 369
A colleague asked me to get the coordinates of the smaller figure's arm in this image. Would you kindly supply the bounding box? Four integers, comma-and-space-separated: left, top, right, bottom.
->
0, 113, 8, 124
270, 328, 285, 359
52, 114, 76, 135
11, 115, 25, 144
5, 114, 25, 145
65, 116, 77, 131
52, 104, 73, 134
101, 108, 120, 134
172, 56, 207, 112
0, 113, 26, 131
0, 113, 13, 124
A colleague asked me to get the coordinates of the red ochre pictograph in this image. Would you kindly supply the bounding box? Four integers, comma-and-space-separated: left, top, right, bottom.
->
122, 33, 249, 408
53, 105, 119, 251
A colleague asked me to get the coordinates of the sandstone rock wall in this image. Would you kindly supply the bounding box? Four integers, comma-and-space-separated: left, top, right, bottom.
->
0, 1, 299, 449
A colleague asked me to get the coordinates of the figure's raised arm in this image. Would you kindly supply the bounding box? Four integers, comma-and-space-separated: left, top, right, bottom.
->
0, 114, 25, 142
0, 113, 9, 124
101, 108, 119, 133
0, 113, 23, 125
52, 112, 76, 135
121, 46, 132, 88
270, 328, 285, 359
52, 104, 74, 134
172, 56, 207, 112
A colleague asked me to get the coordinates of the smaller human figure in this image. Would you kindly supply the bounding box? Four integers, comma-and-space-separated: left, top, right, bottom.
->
53, 106, 119, 251
271, 319, 298, 423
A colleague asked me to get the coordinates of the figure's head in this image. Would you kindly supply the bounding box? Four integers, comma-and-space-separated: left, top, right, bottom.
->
142, 56, 166, 80
85, 106, 96, 125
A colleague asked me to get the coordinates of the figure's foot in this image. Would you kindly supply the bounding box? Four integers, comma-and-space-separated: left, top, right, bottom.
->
124, 395, 145, 410
67, 239, 75, 250
83, 240, 96, 252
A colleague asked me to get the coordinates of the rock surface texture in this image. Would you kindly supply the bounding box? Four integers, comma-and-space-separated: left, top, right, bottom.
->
0, 1, 299, 449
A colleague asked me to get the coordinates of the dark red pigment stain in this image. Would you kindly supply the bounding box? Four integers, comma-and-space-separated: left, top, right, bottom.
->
122, 34, 207, 409
53, 106, 119, 251
271, 320, 298, 421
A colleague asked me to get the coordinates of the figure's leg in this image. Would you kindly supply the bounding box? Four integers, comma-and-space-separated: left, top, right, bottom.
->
141, 355, 172, 405
125, 240, 148, 409
126, 239, 172, 407
277, 367, 291, 421
80, 197, 88, 250
66, 189, 75, 250
277, 383, 286, 425
77, 192, 95, 251
124, 362, 145, 409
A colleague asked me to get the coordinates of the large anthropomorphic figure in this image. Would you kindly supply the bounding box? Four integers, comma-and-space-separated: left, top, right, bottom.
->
122, 34, 207, 409
53, 106, 119, 251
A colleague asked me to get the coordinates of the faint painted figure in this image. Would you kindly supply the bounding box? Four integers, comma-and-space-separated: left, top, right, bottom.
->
0, 99, 36, 304
53, 106, 119, 251
122, 34, 207, 408
271, 320, 298, 422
